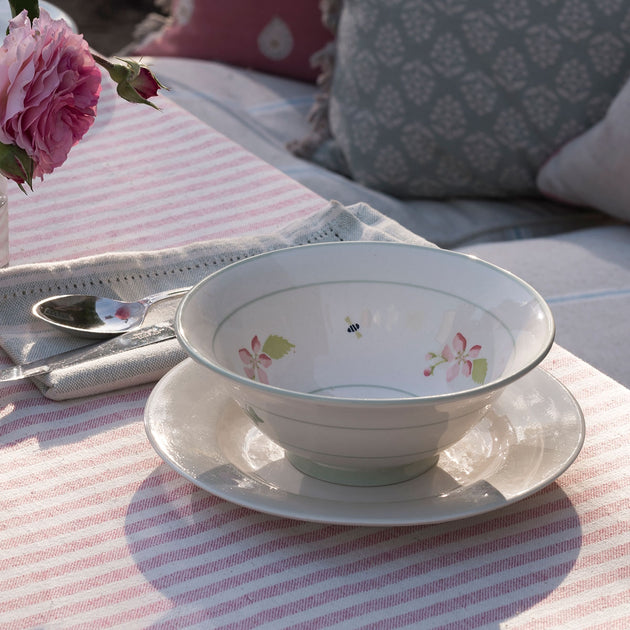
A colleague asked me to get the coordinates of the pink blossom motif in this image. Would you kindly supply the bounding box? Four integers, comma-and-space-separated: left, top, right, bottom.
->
238, 336, 272, 384
424, 332, 487, 385
0, 10, 101, 186
237, 333, 295, 384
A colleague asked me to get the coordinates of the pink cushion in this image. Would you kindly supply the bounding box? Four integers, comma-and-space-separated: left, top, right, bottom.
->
132, 0, 331, 82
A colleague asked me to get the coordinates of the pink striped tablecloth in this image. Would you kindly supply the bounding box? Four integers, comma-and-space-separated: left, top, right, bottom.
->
1, 84, 629, 629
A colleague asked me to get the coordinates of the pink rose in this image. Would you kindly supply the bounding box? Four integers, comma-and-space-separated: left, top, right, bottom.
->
0, 10, 101, 183
131, 67, 161, 100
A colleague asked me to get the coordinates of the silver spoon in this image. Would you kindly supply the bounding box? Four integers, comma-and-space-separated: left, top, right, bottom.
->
32, 286, 192, 338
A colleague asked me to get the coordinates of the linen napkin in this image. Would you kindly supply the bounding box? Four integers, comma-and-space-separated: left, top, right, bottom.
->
0, 201, 435, 400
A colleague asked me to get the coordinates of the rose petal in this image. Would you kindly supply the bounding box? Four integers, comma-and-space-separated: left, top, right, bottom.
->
441, 344, 453, 362
133, 66, 161, 99
462, 360, 472, 378
244, 366, 255, 380
469, 345, 482, 358
258, 353, 272, 368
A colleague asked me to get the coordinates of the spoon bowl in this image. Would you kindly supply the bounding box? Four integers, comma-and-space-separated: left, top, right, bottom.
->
32, 287, 191, 338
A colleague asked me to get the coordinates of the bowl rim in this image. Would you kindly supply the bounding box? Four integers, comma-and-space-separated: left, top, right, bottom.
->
175, 241, 555, 405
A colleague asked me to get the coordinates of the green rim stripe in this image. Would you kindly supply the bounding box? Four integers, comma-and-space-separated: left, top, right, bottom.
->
309, 383, 417, 397
270, 437, 451, 461
241, 400, 486, 430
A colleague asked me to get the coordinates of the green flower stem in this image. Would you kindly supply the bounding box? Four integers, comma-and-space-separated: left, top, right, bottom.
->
89, 50, 117, 73
8, 0, 39, 19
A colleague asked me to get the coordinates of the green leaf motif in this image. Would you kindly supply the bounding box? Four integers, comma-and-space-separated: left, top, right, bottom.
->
262, 335, 295, 360
472, 358, 488, 385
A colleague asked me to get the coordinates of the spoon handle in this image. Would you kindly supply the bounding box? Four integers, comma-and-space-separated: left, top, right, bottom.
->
140, 286, 193, 306
0, 323, 176, 382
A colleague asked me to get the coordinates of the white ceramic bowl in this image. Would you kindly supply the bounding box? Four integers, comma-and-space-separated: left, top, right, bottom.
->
176, 242, 555, 486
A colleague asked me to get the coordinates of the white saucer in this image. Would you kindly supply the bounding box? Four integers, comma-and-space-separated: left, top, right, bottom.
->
144, 359, 585, 526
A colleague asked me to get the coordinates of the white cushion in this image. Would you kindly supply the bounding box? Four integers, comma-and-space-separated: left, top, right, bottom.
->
537, 76, 630, 222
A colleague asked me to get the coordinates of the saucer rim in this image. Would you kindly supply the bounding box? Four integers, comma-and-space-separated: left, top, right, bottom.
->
144, 359, 585, 526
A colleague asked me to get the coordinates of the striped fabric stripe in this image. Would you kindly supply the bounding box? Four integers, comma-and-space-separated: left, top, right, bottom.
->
1, 85, 629, 629
7, 82, 323, 265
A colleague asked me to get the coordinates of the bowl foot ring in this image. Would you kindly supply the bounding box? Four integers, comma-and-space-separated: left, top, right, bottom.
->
286, 453, 439, 487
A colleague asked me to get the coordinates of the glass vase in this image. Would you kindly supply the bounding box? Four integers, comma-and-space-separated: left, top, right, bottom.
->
0, 175, 8, 268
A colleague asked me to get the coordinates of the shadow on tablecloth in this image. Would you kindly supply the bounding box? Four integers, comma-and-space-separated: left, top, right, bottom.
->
124, 463, 582, 628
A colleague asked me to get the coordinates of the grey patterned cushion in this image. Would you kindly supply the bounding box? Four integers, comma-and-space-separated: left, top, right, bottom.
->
303, 0, 630, 199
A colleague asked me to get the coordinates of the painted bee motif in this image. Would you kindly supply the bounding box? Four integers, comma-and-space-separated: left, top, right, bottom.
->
345, 316, 362, 339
